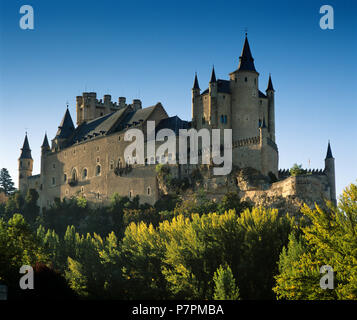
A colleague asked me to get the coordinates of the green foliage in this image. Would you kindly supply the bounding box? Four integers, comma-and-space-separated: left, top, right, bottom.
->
290, 163, 304, 176
274, 182, 357, 300
213, 265, 240, 300
217, 192, 251, 214
0, 214, 49, 298
0, 168, 15, 196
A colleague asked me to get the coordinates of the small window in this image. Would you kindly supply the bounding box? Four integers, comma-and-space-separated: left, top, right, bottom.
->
220, 115, 224, 123
81, 187, 84, 193
53, 163, 56, 169
96, 157, 100, 163
64, 174, 67, 182
20, 161, 22, 168
96, 146, 100, 151
96, 165, 101, 176
52, 177, 56, 186
224, 115, 227, 124
147, 187, 151, 196
245, 77, 247, 82
110, 161, 114, 170
65, 189, 69, 195
129, 190, 133, 198
118, 136, 121, 141
100, 112, 103, 116
72, 169, 77, 181
82, 168, 88, 179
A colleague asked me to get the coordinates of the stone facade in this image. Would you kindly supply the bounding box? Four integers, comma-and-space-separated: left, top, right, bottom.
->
18, 35, 336, 209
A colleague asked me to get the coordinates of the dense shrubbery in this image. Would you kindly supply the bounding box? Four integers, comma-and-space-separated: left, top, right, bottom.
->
1, 181, 356, 300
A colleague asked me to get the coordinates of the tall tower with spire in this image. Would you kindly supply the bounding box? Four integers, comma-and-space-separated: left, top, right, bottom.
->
18, 133, 33, 192
266, 74, 275, 142
229, 33, 260, 141
190, 33, 279, 176
324, 141, 336, 205
192, 73, 203, 128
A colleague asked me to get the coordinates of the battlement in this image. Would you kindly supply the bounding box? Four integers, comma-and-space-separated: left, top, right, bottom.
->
278, 168, 325, 180
232, 135, 260, 148
76, 91, 143, 125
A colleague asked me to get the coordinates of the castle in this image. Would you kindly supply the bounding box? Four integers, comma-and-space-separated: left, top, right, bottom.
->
18, 35, 336, 210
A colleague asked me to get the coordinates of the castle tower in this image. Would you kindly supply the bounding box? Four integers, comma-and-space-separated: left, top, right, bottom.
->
52, 107, 75, 151
266, 74, 276, 142
229, 34, 260, 141
324, 141, 336, 205
18, 133, 33, 192
208, 66, 218, 127
192, 73, 202, 128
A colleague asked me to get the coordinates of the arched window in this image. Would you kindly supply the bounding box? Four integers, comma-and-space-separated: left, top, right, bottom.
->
147, 187, 151, 195
96, 165, 101, 176
118, 158, 122, 168
82, 168, 88, 179
71, 169, 77, 181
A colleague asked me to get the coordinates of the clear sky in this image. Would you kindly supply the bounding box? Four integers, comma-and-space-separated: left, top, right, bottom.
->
0, 0, 356, 198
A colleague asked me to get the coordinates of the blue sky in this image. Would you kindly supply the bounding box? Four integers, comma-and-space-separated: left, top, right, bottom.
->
0, 0, 356, 197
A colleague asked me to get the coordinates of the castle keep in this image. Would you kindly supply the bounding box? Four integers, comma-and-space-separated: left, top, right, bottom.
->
18, 35, 336, 209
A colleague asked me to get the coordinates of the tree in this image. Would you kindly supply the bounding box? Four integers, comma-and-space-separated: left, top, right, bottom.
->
0, 214, 49, 298
274, 182, 357, 300
0, 168, 15, 196
213, 265, 240, 300
290, 163, 304, 176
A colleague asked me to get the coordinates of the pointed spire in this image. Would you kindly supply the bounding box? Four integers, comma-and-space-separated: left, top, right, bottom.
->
193, 73, 200, 90
20, 133, 32, 159
238, 34, 256, 72
326, 141, 333, 159
41, 133, 50, 150
55, 108, 75, 139
210, 66, 216, 83
266, 74, 275, 92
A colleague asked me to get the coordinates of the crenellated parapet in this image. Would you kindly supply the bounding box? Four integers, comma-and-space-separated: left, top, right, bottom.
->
232, 136, 260, 148
278, 168, 326, 180
76, 92, 143, 125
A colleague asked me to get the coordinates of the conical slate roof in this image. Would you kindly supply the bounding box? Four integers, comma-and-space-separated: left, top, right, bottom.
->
193, 73, 200, 89
55, 108, 75, 139
326, 141, 333, 159
266, 74, 274, 91
238, 35, 256, 72
210, 66, 216, 83
41, 133, 50, 149
20, 134, 32, 159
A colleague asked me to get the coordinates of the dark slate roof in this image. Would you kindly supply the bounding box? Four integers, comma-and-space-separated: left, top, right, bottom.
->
193, 73, 200, 89
259, 90, 267, 98
202, 79, 231, 95
20, 135, 32, 159
69, 104, 167, 145
210, 67, 216, 83
266, 75, 274, 91
41, 133, 50, 149
326, 142, 333, 159
155, 116, 190, 135
71, 111, 120, 143
55, 108, 75, 139
238, 36, 256, 72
